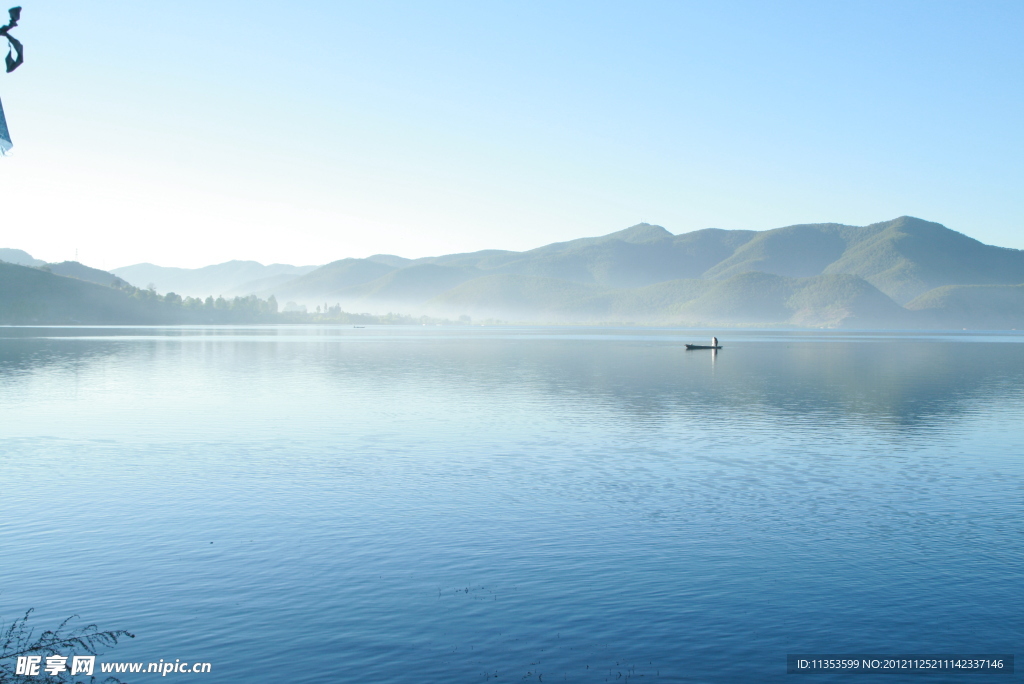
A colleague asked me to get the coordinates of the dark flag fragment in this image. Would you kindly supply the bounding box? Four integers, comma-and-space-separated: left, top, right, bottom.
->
1, 6, 22, 72
0, 6, 22, 154
0, 97, 10, 154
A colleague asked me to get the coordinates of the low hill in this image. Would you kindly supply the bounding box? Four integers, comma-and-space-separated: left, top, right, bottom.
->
0, 248, 46, 267
0, 261, 159, 324
676, 272, 910, 328
695, 216, 1024, 304
45, 261, 129, 289
823, 217, 1024, 303
413, 224, 756, 288
269, 258, 397, 300
335, 263, 483, 308
112, 260, 319, 297
224, 273, 309, 297
275, 216, 1023, 318
907, 284, 1024, 329
365, 254, 413, 268
427, 274, 609, 319
26, 216, 1022, 329
784, 273, 912, 328
578, 279, 718, 321
702, 223, 850, 279
423, 270, 910, 328
0, 261, 281, 324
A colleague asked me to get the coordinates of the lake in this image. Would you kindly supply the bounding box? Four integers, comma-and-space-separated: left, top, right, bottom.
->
1, 326, 1021, 683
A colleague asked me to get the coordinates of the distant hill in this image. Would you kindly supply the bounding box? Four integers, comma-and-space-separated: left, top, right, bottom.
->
0, 253, 129, 288
17, 216, 1022, 328
675, 272, 910, 328
111, 260, 319, 297
702, 223, 849, 280
0, 261, 160, 324
410, 224, 757, 288
907, 284, 1024, 329
822, 216, 1024, 303
269, 258, 397, 300
45, 261, 129, 289
224, 273, 309, 297
0, 248, 46, 267
695, 216, 1024, 303
259, 216, 1021, 328
365, 254, 413, 268
334, 263, 483, 309
425, 271, 909, 327
428, 274, 609, 319
0, 261, 281, 324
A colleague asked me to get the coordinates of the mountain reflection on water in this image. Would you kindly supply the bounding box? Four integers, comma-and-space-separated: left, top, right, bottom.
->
1, 326, 1022, 431
1, 326, 1021, 684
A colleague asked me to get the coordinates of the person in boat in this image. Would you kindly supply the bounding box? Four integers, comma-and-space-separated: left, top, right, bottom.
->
712, 336, 718, 348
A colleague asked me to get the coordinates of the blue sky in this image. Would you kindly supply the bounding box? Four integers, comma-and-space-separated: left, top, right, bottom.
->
1, 1, 1021, 269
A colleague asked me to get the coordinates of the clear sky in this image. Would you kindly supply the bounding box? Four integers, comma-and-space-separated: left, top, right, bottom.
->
0, 1, 1021, 269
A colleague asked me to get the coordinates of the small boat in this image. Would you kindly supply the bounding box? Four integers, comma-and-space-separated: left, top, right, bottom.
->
685, 344, 722, 350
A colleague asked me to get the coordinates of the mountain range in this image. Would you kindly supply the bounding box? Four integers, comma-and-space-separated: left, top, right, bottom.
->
4, 216, 1023, 328
110, 261, 319, 298
185, 216, 1024, 327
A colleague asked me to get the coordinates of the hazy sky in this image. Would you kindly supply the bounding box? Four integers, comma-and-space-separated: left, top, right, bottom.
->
1, 1, 1021, 269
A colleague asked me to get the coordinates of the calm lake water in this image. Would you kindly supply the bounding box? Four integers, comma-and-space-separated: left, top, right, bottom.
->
1, 326, 1022, 683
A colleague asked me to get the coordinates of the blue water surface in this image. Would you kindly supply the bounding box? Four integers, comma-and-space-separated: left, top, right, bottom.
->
1, 326, 1021, 683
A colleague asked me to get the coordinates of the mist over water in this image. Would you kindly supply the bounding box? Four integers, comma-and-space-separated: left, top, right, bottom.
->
2, 327, 1022, 683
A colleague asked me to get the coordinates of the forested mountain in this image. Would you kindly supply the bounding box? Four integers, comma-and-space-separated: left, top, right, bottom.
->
6, 216, 1023, 328
111, 260, 318, 297
256, 216, 1024, 327
0, 253, 130, 288
907, 284, 1024, 329
0, 248, 45, 267
1, 261, 158, 323
426, 272, 909, 327
0, 261, 279, 324
268, 258, 398, 301
45, 261, 129, 289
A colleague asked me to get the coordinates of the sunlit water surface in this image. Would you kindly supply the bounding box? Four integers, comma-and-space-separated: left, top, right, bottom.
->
1, 326, 1022, 683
